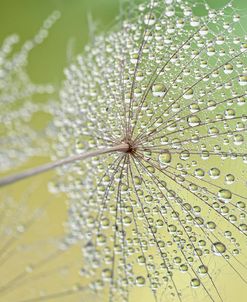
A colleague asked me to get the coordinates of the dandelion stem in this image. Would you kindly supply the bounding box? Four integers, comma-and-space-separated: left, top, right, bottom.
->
0, 143, 129, 187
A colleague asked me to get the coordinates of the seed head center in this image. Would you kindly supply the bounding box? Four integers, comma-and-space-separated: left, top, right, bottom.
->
122, 138, 138, 155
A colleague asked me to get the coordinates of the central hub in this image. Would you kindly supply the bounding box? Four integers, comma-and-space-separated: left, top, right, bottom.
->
127, 143, 136, 154
122, 138, 137, 155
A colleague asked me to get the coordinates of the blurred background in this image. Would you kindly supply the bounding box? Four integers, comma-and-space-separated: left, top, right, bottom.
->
0, 0, 122, 85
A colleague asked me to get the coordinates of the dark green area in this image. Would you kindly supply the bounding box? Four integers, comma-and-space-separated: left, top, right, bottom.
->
0, 0, 120, 84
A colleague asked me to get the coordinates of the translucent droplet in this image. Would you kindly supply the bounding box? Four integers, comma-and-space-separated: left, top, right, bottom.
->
134, 176, 142, 186
138, 255, 146, 264
165, 6, 175, 17
144, 13, 156, 26
207, 47, 216, 56
152, 83, 166, 97
233, 134, 244, 145
224, 108, 235, 119
206, 221, 216, 231
224, 63, 233, 74
198, 265, 208, 276
239, 224, 247, 232
190, 17, 200, 27
194, 168, 205, 178
179, 264, 188, 272
239, 75, 247, 86
209, 167, 220, 179
225, 174, 235, 184
208, 127, 219, 137
184, 88, 194, 99
199, 26, 208, 36
159, 150, 172, 166
136, 71, 144, 81
180, 150, 190, 161
190, 278, 200, 288
123, 216, 132, 225
216, 36, 225, 45
218, 189, 232, 203
130, 52, 139, 64
136, 276, 145, 286
187, 115, 201, 127
211, 242, 226, 256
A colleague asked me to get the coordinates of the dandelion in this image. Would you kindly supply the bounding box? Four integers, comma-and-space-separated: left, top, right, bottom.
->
0, 0, 247, 302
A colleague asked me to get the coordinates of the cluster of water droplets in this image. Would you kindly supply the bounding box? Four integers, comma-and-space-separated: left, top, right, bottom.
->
0, 11, 60, 171
51, 0, 247, 301
0, 0, 246, 301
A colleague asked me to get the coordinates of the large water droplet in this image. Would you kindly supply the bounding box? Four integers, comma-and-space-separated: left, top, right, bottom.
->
187, 115, 201, 127
159, 150, 172, 166
211, 242, 226, 256
218, 189, 232, 203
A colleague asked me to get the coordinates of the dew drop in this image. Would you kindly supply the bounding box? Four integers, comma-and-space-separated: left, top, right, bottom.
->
159, 150, 172, 166
225, 174, 235, 184
218, 189, 232, 203
187, 115, 201, 127
144, 13, 156, 26
209, 167, 220, 179
136, 276, 145, 286
211, 242, 226, 256
190, 278, 200, 288
239, 75, 247, 86
152, 83, 166, 97
224, 63, 233, 74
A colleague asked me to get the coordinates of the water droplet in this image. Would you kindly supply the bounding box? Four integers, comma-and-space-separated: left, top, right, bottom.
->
152, 83, 166, 97
218, 189, 232, 203
136, 276, 145, 286
209, 167, 220, 179
211, 242, 226, 256
144, 13, 156, 26
198, 265, 208, 276
194, 168, 205, 178
187, 115, 201, 127
190, 278, 200, 288
184, 88, 194, 100
159, 150, 172, 166
225, 174, 235, 184
239, 75, 247, 86
224, 63, 233, 74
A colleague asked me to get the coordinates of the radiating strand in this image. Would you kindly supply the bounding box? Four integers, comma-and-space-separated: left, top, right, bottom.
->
165, 164, 247, 210
139, 147, 247, 160
125, 154, 158, 302
133, 153, 222, 302
135, 47, 247, 145
134, 151, 247, 284
130, 19, 208, 139
132, 11, 241, 142
156, 115, 246, 140
142, 154, 247, 239
116, 155, 130, 302
136, 86, 246, 146
129, 156, 183, 302
109, 155, 128, 302
127, 2, 156, 137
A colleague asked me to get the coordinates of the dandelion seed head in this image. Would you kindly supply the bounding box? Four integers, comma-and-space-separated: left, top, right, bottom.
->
49, 0, 247, 300
0, 0, 247, 301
